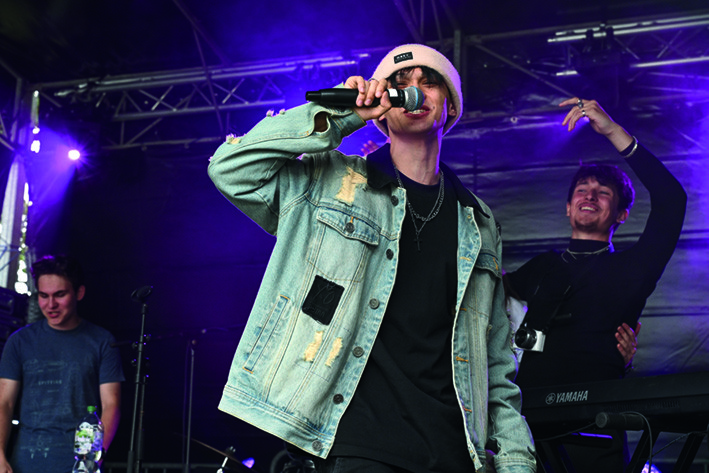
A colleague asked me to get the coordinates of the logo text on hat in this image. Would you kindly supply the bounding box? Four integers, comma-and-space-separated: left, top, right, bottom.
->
393, 52, 414, 64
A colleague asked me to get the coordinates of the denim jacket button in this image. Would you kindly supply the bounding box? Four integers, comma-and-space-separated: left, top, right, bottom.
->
390, 195, 399, 206
385, 249, 394, 260
368, 298, 380, 309
344, 222, 355, 233
353, 346, 365, 357
333, 394, 344, 404
312, 440, 323, 451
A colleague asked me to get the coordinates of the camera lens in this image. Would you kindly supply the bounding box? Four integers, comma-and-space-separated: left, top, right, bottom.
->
515, 327, 537, 349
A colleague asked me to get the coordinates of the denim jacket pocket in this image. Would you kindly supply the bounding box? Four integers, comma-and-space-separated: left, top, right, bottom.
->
243, 294, 290, 374
309, 206, 380, 283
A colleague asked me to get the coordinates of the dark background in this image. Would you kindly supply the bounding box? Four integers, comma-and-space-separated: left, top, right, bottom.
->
1, 1, 708, 471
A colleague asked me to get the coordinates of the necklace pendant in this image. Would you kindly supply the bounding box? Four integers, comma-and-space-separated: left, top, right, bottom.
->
393, 165, 445, 253
414, 233, 422, 251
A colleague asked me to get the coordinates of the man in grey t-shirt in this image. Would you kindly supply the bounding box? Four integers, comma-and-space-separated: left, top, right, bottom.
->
0, 255, 124, 473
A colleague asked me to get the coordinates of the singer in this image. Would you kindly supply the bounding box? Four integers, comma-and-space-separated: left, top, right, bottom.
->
208, 44, 536, 473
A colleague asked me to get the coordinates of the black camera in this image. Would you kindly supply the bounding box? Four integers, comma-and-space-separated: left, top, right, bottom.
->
513, 325, 546, 352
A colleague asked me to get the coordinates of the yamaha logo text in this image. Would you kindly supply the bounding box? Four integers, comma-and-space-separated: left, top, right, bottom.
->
544, 390, 589, 405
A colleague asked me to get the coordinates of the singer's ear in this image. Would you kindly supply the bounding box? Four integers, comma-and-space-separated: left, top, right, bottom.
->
447, 100, 458, 118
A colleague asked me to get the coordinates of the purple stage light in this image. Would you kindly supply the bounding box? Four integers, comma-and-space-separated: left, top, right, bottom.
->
68, 149, 81, 161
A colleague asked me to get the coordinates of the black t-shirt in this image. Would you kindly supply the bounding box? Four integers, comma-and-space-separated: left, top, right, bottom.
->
330, 170, 473, 472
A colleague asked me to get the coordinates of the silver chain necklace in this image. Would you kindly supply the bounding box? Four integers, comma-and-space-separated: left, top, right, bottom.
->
394, 166, 445, 251
561, 245, 610, 263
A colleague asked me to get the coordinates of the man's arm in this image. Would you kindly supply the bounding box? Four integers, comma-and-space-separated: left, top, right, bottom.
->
562, 97, 683, 366
99, 382, 121, 454
562, 96, 687, 260
0, 378, 19, 473
207, 76, 390, 235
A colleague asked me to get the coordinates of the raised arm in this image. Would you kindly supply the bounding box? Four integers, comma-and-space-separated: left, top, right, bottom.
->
560, 96, 686, 259
207, 76, 391, 235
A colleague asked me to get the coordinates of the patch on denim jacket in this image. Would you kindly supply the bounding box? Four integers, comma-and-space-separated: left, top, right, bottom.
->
302, 275, 344, 325
336, 167, 367, 204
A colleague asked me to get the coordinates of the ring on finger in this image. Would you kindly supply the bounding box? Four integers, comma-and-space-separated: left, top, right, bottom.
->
577, 98, 584, 109
581, 109, 587, 117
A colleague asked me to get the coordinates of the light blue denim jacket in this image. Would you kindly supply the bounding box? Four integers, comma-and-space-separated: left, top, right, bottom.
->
208, 102, 536, 473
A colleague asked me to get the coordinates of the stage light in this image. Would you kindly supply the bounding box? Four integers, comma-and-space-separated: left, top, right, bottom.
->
30, 140, 40, 153
242, 457, 255, 469
32, 126, 40, 135
31, 90, 39, 130
68, 149, 81, 161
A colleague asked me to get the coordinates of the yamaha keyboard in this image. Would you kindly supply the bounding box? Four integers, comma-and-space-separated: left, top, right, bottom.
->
520, 371, 709, 472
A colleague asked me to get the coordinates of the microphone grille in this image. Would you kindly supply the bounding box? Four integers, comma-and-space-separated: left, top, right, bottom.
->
402, 86, 424, 111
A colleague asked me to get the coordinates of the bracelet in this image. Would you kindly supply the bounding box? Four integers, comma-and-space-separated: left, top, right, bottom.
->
620, 136, 639, 158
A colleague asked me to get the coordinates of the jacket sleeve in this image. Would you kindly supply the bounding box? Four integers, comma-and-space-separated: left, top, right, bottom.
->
486, 221, 537, 472
207, 102, 367, 235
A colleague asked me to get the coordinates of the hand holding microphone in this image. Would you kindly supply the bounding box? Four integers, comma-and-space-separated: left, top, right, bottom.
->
305, 77, 424, 122
305, 86, 424, 111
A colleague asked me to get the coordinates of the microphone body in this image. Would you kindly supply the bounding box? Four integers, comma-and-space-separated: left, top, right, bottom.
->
305, 86, 424, 111
595, 412, 645, 430
131, 285, 153, 303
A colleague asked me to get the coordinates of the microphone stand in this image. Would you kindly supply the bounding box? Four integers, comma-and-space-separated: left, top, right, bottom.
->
183, 336, 197, 473
181, 326, 244, 473
127, 285, 153, 473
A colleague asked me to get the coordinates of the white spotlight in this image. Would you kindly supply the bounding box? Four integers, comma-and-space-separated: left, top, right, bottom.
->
68, 149, 81, 161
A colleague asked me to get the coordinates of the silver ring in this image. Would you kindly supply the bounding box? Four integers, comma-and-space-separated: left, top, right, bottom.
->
577, 99, 584, 109
582, 109, 587, 117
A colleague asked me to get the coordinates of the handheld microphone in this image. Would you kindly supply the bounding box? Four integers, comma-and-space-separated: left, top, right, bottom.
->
305, 86, 424, 111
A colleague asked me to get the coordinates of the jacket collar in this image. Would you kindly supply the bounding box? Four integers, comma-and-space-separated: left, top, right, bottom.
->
365, 143, 489, 218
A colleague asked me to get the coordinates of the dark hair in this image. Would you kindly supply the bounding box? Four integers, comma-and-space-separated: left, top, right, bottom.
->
567, 164, 635, 212
30, 255, 84, 292
387, 66, 446, 90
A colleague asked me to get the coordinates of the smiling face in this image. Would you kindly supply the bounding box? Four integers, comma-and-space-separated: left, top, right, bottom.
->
566, 176, 629, 242
37, 274, 85, 330
384, 67, 457, 139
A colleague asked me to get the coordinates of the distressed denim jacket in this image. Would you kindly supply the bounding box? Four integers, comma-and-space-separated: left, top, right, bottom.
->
208, 102, 536, 473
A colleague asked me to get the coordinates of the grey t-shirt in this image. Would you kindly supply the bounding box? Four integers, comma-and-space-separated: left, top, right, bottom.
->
0, 318, 124, 473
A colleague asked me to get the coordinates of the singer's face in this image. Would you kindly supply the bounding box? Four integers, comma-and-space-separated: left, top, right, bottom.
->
37, 274, 84, 330
385, 67, 456, 137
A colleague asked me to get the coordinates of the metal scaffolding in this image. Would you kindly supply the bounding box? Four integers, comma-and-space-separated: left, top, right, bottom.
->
4, 7, 709, 152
